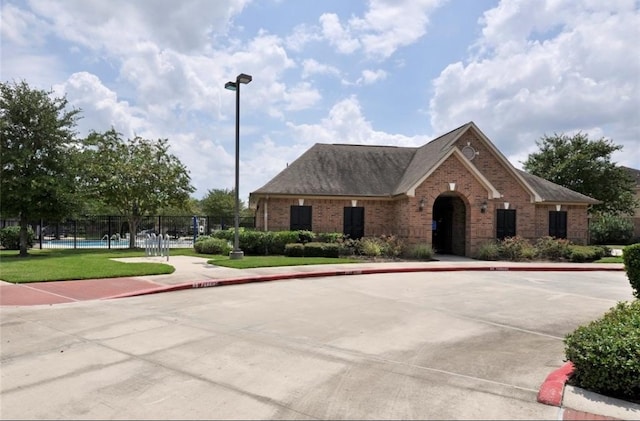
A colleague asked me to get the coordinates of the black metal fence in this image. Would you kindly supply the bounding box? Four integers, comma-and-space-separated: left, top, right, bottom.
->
1, 215, 255, 249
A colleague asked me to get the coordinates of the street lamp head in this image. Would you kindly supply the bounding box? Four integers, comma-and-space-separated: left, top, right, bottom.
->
224, 81, 237, 91
237, 73, 252, 84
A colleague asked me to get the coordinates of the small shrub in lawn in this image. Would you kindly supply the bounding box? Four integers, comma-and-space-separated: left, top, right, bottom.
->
476, 240, 500, 261
564, 300, 640, 401
0, 226, 35, 250
535, 236, 571, 260
303, 242, 325, 257
409, 243, 434, 260
194, 238, 231, 255
284, 243, 304, 257
623, 244, 640, 298
360, 237, 382, 257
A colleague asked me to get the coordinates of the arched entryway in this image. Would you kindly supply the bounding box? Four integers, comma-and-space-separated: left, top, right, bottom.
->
432, 194, 467, 256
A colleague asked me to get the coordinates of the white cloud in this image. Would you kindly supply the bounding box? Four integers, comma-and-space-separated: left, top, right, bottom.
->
430, 0, 640, 166
319, 0, 444, 59
285, 23, 323, 52
24, 0, 250, 55
288, 96, 430, 147
319, 13, 361, 54
301, 59, 340, 79
284, 82, 322, 111
357, 69, 387, 85
53, 72, 149, 137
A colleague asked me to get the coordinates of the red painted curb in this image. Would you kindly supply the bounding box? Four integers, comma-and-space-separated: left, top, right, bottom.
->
537, 361, 575, 406
101, 265, 623, 301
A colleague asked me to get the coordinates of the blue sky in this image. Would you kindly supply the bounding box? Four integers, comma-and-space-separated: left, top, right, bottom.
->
2, 0, 639, 202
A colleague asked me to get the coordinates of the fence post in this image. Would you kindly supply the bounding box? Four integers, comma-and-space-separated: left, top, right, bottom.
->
73, 219, 77, 249
39, 218, 43, 249
107, 216, 112, 249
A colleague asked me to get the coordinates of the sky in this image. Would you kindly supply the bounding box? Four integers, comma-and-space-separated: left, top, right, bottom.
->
2, 0, 639, 202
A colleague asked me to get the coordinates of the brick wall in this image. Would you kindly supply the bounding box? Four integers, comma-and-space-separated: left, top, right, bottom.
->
254, 132, 592, 256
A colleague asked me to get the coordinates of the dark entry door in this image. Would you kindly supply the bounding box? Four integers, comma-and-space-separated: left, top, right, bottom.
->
343, 207, 364, 239
432, 197, 453, 253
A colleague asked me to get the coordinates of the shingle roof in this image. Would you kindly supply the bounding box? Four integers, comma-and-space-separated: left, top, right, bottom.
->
251, 122, 599, 205
516, 170, 600, 204
252, 143, 416, 196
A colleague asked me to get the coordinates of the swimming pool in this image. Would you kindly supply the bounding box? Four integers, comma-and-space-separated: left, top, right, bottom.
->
41, 238, 194, 249
43, 239, 131, 248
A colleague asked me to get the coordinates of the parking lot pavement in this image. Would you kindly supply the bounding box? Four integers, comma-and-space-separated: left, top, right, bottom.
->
0, 270, 635, 420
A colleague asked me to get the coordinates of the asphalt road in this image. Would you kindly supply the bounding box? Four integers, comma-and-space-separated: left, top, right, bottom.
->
1, 270, 634, 420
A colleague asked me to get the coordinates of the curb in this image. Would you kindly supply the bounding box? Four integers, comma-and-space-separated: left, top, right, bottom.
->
537, 361, 574, 406
102, 264, 624, 300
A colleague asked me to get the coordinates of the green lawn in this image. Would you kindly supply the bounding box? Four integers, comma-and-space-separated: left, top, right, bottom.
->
0, 248, 360, 283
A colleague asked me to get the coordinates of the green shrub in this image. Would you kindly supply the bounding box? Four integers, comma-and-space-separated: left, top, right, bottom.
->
284, 243, 304, 257
590, 214, 634, 245
320, 242, 340, 258
623, 244, 640, 299
379, 234, 404, 258
297, 230, 316, 244
336, 237, 358, 256
564, 301, 640, 401
0, 226, 35, 250
303, 242, 324, 257
567, 248, 589, 263
193, 238, 231, 255
316, 232, 343, 243
476, 240, 500, 261
535, 236, 571, 260
270, 231, 300, 254
499, 236, 532, 261
409, 243, 434, 260
360, 237, 382, 257
567, 245, 608, 263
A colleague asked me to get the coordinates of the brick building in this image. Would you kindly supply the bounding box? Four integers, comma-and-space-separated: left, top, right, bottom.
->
249, 122, 599, 257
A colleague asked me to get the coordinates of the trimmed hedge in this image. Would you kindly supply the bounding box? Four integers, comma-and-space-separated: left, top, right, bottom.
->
623, 244, 640, 299
194, 237, 232, 255
564, 300, 640, 401
284, 242, 340, 258
284, 243, 304, 257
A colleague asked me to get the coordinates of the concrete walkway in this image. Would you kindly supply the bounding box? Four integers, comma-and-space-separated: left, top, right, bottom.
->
0, 255, 635, 420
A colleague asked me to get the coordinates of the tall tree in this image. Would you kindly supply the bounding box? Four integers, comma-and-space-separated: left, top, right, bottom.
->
523, 133, 637, 215
82, 129, 195, 248
200, 188, 241, 216
0, 80, 82, 256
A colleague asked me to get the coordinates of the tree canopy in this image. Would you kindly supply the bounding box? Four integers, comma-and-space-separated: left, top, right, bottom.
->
200, 188, 242, 216
82, 129, 195, 247
0, 80, 82, 256
523, 133, 637, 215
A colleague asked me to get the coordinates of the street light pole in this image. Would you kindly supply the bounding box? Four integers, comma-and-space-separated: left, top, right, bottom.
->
225, 73, 252, 260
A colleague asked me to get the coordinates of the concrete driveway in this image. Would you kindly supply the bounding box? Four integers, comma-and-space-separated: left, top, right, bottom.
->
1, 270, 634, 420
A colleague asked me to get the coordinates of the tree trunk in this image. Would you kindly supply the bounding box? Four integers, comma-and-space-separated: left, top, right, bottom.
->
19, 214, 29, 257
128, 216, 140, 249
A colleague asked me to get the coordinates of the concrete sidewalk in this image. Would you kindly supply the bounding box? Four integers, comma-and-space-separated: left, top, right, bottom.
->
0, 255, 635, 420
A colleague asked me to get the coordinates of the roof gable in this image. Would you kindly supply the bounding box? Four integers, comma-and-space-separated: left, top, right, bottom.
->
249, 122, 599, 206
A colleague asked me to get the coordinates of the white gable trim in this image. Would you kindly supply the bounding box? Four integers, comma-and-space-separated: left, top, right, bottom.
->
465, 122, 542, 202
407, 148, 502, 199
